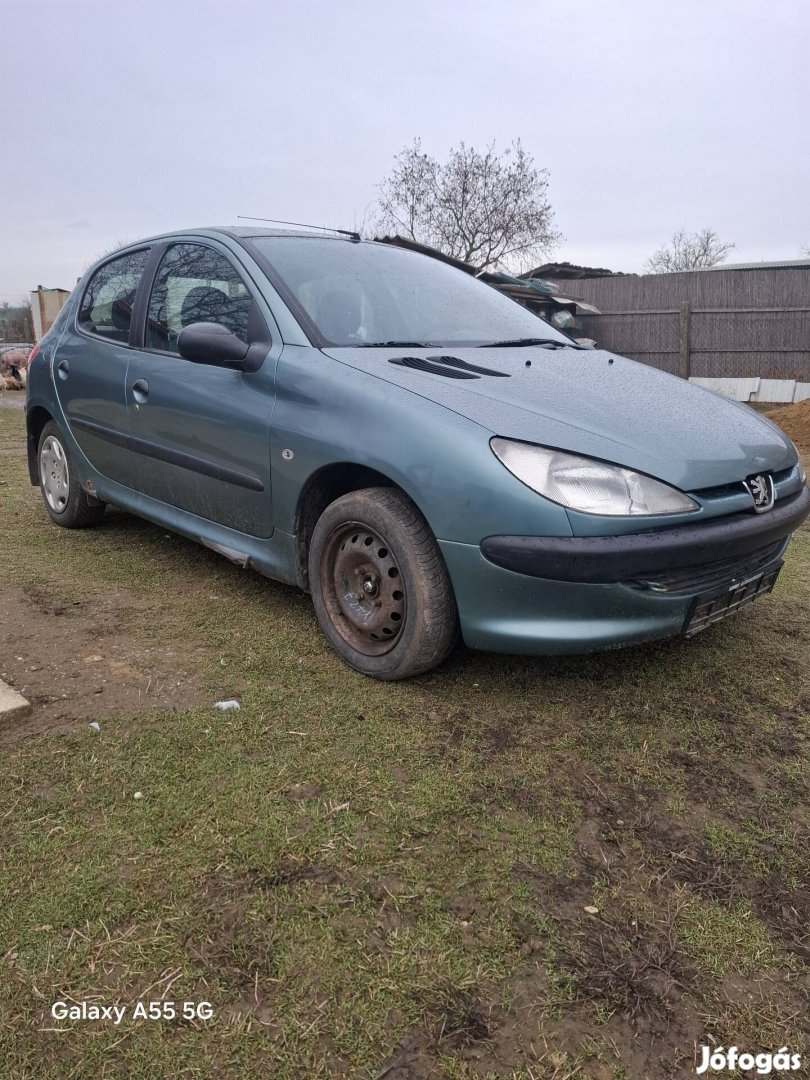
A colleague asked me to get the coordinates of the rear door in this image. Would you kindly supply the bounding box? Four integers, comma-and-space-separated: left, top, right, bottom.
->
125, 241, 275, 538
53, 248, 150, 484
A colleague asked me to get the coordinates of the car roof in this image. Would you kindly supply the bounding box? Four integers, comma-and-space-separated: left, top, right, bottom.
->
217, 226, 355, 239
122, 226, 363, 245
97, 226, 370, 265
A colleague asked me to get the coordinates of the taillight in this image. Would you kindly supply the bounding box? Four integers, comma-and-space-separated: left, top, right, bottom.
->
24, 344, 39, 398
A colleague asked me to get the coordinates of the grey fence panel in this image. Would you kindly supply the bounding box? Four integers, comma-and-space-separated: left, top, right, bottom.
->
577, 312, 678, 355
554, 267, 810, 382
688, 352, 810, 380
689, 309, 810, 353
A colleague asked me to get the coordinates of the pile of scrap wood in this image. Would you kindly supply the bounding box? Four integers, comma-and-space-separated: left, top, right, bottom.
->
1, 370, 26, 391
0, 345, 32, 390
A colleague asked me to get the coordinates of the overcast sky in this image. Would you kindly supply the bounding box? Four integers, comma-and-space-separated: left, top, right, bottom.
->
1, 0, 807, 303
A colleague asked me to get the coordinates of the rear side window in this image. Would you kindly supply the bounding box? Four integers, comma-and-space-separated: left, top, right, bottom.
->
78, 249, 149, 343
145, 244, 252, 353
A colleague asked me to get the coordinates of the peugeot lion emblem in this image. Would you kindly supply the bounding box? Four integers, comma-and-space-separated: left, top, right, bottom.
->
744, 472, 775, 513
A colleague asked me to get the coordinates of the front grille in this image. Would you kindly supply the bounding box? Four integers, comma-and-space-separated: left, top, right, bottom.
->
626, 540, 784, 595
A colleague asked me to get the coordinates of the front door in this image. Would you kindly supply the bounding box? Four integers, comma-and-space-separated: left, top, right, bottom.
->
125, 242, 274, 538
53, 248, 150, 485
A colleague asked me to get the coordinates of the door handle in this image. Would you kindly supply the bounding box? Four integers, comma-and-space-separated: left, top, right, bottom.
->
57, 359, 69, 379
131, 378, 149, 404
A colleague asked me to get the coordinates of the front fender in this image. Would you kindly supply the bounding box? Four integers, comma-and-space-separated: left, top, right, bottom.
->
270, 346, 573, 544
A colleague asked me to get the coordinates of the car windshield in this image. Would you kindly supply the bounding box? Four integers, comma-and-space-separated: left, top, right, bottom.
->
251, 236, 572, 348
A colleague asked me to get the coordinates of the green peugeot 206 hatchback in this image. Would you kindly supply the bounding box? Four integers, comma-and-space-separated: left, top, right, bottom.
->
26, 227, 809, 679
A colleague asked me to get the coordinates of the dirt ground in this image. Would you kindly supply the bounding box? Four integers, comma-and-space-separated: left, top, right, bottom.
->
0, 582, 207, 746
0, 401, 808, 1079
0, 389, 26, 410
765, 397, 810, 453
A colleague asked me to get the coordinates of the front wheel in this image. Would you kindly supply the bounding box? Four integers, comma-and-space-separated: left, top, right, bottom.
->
38, 421, 106, 528
308, 487, 458, 680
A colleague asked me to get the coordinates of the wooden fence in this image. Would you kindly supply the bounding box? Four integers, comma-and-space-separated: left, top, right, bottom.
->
548, 265, 810, 381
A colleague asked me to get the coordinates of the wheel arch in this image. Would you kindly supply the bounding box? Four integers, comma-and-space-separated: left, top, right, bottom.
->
294, 462, 424, 591
26, 405, 54, 485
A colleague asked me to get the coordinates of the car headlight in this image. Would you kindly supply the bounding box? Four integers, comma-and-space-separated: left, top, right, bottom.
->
491, 438, 699, 516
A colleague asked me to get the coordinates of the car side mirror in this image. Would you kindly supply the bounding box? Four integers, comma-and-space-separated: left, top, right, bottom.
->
177, 322, 251, 368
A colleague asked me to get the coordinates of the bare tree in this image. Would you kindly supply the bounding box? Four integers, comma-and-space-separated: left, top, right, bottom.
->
645, 228, 735, 273
801, 245, 810, 257
373, 139, 560, 273
0, 299, 34, 342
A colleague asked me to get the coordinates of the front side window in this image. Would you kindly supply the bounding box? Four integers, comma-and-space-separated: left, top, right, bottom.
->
251, 236, 572, 348
78, 249, 149, 343
146, 244, 252, 353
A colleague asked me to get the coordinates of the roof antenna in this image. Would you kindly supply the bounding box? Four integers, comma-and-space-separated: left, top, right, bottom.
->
237, 215, 361, 241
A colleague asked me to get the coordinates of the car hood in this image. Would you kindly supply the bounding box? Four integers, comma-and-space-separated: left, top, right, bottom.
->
321, 345, 796, 490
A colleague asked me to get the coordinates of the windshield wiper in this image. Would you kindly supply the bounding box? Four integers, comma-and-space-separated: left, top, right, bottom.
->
357, 340, 436, 348
481, 337, 585, 350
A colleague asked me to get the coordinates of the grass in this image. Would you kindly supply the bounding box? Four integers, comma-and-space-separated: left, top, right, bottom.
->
0, 407, 808, 1078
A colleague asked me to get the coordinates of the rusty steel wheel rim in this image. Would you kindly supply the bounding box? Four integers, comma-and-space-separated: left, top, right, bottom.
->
321, 522, 406, 655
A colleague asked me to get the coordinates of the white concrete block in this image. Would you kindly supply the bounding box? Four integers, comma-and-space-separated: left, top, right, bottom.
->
754, 379, 796, 403
689, 377, 807, 404
689, 377, 760, 401
0, 679, 32, 723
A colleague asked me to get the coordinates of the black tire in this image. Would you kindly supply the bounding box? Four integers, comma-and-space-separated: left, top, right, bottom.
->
308, 487, 458, 680
37, 421, 106, 528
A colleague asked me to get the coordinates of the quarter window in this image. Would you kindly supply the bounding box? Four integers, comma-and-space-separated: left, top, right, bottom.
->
78, 249, 149, 343
146, 244, 252, 353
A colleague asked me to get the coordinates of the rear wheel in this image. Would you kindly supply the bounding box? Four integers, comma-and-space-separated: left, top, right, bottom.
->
38, 421, 106, 528
308, 487, 457, 680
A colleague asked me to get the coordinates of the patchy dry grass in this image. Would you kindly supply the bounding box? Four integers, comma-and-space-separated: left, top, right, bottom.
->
0, 408, 808, 1078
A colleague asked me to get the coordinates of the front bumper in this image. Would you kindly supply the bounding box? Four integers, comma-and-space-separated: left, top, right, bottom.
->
480, 487, 810, 583
439, 486, 808, 655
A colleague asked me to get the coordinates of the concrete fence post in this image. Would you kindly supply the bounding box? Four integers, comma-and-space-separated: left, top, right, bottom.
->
678, 301, 691, 380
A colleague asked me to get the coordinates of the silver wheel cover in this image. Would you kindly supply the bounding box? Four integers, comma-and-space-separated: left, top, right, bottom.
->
40, 435, 70, 513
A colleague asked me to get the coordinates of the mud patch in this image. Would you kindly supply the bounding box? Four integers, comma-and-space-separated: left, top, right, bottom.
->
186, 876, 280, 1027
378, 986, 504, 1080
431, 708, 534, 754
379, 960, 698, 1079
0, 584, 210, 744
633, 813, 810, 962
